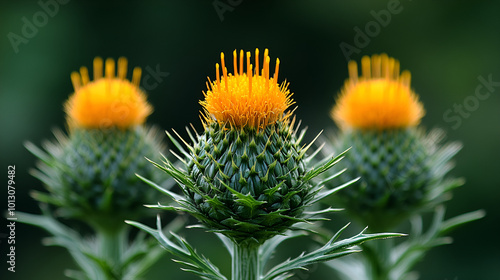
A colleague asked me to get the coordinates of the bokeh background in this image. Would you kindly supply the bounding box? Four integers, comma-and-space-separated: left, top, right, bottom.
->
1, 1, 499, 279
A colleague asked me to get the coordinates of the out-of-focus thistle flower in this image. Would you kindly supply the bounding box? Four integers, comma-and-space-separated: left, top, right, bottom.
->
326, 54, 463, 231
20, 57, 178, 279
65, 57, 152, 130
27, 57, 165, 232
332, 54, 424, 130
324, 55, 484, 280
147, 49, 346, 245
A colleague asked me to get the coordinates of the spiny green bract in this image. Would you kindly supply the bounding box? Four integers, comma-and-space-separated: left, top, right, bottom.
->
28, 126, 166, 231
186, 121, 312, 244
327, 128, 462, 231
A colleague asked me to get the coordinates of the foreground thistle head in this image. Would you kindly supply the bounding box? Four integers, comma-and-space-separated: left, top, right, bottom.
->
149, 49, 346, 244
200, 49, 293, 129
326, 54, 462, 231
27, 57, 165, 231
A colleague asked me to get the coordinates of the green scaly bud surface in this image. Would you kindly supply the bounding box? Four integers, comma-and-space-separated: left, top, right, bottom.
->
327, 128, 462, 230
186, 121, 311, 244
28, 126, 166, 231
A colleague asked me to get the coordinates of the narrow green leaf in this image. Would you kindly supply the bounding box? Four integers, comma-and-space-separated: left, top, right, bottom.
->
136, 173, 186, 202
302, 148, 349, 182
126, 216, 227, 280
263, 225, 404, 280
308, 177, 359, 205
440, 209, 485, 235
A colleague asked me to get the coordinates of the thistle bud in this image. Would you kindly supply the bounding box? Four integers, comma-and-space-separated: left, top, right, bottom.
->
28, 57, 166, 231
154, 49, 341, 244
326, 54, 461, 230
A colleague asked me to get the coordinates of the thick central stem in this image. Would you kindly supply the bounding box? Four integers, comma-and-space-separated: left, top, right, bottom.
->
232, 241, 260, 280
96, 227, 127, 279
364, 238, 394, 280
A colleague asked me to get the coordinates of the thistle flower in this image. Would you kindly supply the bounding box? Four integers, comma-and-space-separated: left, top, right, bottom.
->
332, 54, 424, 130
20, 57, 177, 279
326, 54, 462, 231
149, 49, 340, 245
65, 57, 152, 129
200, 49, 293, 129
324, 55, 484, 280
27, 57, 165, 232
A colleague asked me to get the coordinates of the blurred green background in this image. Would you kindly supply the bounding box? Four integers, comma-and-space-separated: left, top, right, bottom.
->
1, 0, 499, 279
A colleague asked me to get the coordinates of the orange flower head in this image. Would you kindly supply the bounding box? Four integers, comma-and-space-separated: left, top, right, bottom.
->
200, 49, 294, 129
331, 54, 424, 130
65, 57, 152, 129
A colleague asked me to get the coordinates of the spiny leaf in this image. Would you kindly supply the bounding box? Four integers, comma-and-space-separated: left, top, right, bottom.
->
299, 130, 323, 158
17, 208, 106, 279
136, 173, 185, 202
303, 142, 325, 165
259, 230, 306, 274
218, 179, 266, 210
263, 224, 404, 280
440, 209, 485, 235
302, 148, 349, 182
126, 216, 227, 280
308, 177, 359, 205
167, 130, 194, 158
25, 141, 53, 164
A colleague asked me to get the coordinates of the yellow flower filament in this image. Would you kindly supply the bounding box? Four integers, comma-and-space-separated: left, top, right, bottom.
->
332, 54, 425, 130
65, 57, 152, 129
201, 49, 293, 129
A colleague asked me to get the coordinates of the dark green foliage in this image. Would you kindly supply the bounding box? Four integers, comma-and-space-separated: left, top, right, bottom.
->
127, 215, 405, 280
26, 126, 166, 231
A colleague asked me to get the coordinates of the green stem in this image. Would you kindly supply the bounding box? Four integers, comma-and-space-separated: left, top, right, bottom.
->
363, 238, 393, 280
232, 241, 260, 280
96, 227, 127, 279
